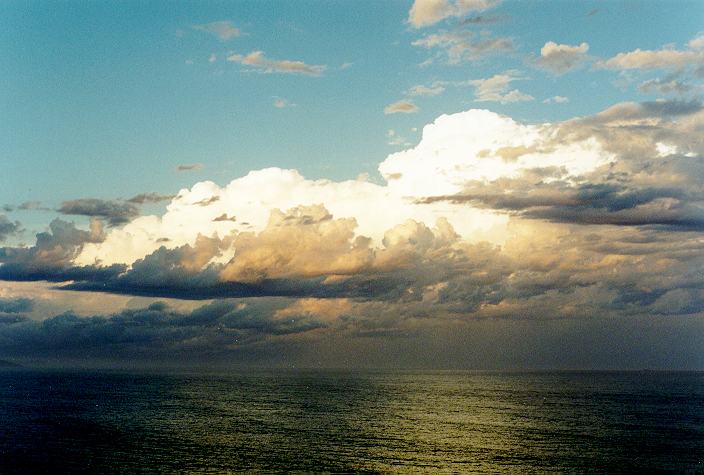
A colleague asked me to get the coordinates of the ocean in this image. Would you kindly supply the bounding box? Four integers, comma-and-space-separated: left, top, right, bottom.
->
1, 369, 702, 472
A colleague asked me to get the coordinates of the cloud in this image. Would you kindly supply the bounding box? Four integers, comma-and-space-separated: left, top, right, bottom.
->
0, 297, 32, 315
638, 76, 692, 95
601, 46, 704, 71
416, 100, 704, 230
0, 218, 124, 283
0, 215, 21, 242
384, 100, 419, 114
19, 201, 42, 210
543, 95, 569, 104
192, 21, 242, 41
408, 0, 501, 28
0, 299, 329, 361
387, 129, 411, 147
127, 193, 176, 204
213, 213, 236, 222
273, 97, 294, 108
177, 163, 204, 172
413, 30, 514, 64
689, 33, 704, 51
469, 71, 534, 103
227, 51, 326, 76
408, 83, 446, 97
58, 199, 140, 226
459, 14, 506, 25
534, 41, 590, 74
598, 34, 704, 98
0, 102, 701, 355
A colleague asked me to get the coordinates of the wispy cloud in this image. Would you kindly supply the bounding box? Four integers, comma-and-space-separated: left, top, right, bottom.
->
543, 95, 569, 104
273, 97, 295, 108
192, 21, 242, 41
177, 163, 204, 172
469, 71, 534, 103
408, 83, 446, 96
413, 30, 513, 64
227, 51, 326, 76
384, 100, 419, 114
127, 193, 176, 205
408, 0, 501, 28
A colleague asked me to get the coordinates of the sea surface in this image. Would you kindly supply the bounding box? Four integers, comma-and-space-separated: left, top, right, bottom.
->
0, 369, 702, 473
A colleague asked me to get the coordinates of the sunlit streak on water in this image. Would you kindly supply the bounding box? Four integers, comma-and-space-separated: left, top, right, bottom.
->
1, 369, 702, 472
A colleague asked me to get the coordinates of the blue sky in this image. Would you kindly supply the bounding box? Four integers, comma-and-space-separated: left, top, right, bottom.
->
2, 0, 702, 221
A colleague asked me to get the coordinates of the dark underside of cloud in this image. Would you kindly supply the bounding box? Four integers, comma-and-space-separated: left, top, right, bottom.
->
0, 215, 21, 242
0, 300, 326, 362
0, 297, 702, 369
58, 199, 140, 226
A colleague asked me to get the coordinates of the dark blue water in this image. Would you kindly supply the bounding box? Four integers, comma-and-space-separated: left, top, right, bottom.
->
0, 369, 702, 472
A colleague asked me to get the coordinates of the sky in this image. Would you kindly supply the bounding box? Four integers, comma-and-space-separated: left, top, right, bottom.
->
1, 0, 703, 369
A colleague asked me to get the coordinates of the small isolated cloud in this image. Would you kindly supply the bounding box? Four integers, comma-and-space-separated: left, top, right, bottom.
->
543, 95, 569, 104
213, 213, 236, 222
460, 14, 506, 25
209, 53, 217, 63
413, 30, 513, 64
534, 41, 590, 74
0, 215, 21, 242
408, 82, 446, 96
469, 71, 534, 103
192, 21, 242, 41
127, 193, 176, 205
177, 163, 204, 172
408, 0, 501, 28
227, 51, 326, 76
384, 100, 419, 114
273, 97, 295, 108
58, 199, 139, 227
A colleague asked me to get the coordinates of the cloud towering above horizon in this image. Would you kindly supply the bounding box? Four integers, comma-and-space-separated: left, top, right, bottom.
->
1, 0, 703, 368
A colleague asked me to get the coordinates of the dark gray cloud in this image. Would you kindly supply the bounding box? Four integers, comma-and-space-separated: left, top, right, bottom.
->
0, 300, 325, 361
177, 163, 204, 172
459, 14, 507, 25
0, 297, 33, 314
0, 215, 21, 242
213, 213, 236, 222
126, 193, 176, 204
0, 218, 124, 282
58, 199, 140, 226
